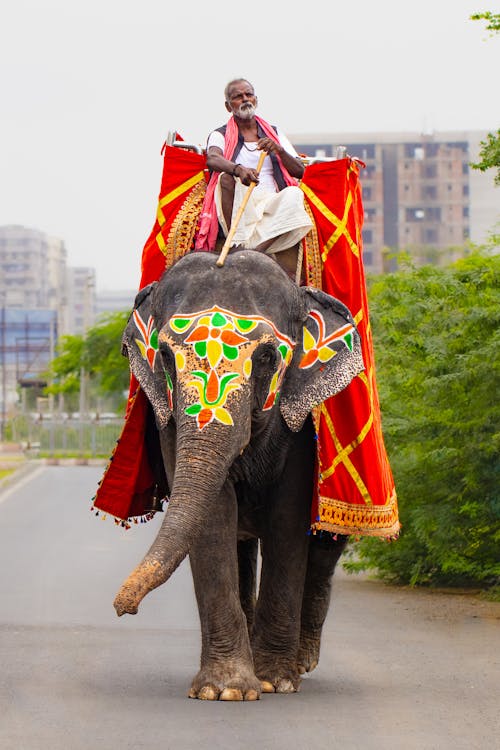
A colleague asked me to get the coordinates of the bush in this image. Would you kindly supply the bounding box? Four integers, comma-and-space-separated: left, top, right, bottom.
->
347, 251, 500, 588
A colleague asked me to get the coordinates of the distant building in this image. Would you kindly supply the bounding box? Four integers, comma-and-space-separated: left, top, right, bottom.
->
66, 267, 97, 336
0, 226, 97, 412
0, 225, 67, 312
291, 130, 499, 273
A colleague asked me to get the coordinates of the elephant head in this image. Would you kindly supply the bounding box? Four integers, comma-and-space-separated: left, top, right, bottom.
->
114, 250, 363, 615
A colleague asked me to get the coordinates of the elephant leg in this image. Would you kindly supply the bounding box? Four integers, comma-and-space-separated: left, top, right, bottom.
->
238, 538, 258, 636
298, 534, 348, 674
251, 431, 313, 694
188, 482, 261, 701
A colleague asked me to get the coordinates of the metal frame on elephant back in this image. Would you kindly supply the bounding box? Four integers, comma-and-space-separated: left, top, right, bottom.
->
91, 133, 399, 540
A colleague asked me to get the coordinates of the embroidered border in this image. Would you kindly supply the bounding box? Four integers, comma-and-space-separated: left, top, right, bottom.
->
164, 180, 206, 267
302, 201, 323, 288
312, 490, 400, 538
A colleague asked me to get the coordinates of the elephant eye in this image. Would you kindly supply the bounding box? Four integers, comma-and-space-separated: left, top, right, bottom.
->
254, 344, 278, 369
159, 341, 175, 372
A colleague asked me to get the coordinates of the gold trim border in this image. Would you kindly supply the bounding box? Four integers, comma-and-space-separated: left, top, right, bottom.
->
312, 490, 400, 539
163, 180, 207, 267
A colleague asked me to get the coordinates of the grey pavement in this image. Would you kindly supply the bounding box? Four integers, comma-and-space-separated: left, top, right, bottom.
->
0, 466, 499, 750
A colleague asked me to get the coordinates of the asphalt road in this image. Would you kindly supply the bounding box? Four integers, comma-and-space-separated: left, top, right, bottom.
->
0, 465, 499, 750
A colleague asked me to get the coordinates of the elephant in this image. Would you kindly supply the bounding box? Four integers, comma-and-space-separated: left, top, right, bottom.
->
113, 249, 364, 700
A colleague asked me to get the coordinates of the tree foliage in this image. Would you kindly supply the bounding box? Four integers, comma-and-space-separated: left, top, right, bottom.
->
46, 311, 130, 404
470, 129, 500, 186
470, 12, 500, 184
347, 251, 500, 589
470, 11, 500, 33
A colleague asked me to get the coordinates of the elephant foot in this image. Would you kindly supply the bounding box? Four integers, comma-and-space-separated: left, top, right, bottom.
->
297, 632, 321, 674
188, 663, 261, 701
254, 656, 302, 694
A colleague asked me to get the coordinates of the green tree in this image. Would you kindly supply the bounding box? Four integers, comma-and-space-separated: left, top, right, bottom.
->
47, 311, 130, 408
470, 12, 500, 184
471, 10, 500, 33
347, 251, 500, 589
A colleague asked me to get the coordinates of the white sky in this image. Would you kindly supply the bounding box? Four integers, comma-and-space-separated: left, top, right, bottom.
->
1, 0, 498, 291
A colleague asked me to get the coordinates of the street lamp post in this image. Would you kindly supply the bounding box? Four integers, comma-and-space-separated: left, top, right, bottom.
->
78, 274, 94, 454
1, 303, 6, 442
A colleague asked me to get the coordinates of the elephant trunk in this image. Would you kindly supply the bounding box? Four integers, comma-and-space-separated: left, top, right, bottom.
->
113, 435, 234, 616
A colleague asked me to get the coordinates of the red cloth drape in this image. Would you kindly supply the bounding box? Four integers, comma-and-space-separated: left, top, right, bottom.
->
93, 145, 207, 525
301, 159, 399, 538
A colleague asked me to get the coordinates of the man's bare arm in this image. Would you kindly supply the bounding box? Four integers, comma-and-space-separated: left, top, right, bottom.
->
206, 146, 260, 186
256, 138, 305, 179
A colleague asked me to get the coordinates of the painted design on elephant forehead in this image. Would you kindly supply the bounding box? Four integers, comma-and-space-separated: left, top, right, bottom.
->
165, 306, 295, 430
133, 310, 158, 369
299, 310, 355, 370
168, 306, 295, 368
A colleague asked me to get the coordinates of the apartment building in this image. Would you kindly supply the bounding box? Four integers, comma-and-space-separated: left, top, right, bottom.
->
0, 226, 96, 411
291, 131, 499, 273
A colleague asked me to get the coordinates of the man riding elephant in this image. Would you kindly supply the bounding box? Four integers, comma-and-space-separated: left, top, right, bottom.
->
195, 78, 312, 279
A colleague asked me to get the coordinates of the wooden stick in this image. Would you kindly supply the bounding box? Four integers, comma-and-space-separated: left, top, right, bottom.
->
216, 150, 266, 267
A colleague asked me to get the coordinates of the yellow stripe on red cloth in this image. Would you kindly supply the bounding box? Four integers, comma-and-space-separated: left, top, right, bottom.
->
318, 372, 374, 504
300, 182, 360, 261
155, 171, 205, 252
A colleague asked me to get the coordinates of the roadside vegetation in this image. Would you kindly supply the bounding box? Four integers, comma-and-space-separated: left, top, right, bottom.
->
45, 310, 130, 414
346, 247, 500, 593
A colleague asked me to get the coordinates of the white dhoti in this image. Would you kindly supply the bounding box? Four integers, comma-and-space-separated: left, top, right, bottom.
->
215, 179, 313, 254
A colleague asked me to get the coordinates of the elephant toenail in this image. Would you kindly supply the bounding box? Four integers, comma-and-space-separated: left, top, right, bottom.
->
276, 679, 296, 693
220, 688, 243, 701
245, 689, 260, 701
199, 685, 218, 700
260, 680, 275, 693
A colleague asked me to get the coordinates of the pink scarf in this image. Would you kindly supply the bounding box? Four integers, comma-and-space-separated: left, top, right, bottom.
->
195, 116, 298, 250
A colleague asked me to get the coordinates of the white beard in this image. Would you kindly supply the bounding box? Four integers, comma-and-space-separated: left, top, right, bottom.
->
235, 103, 256, 120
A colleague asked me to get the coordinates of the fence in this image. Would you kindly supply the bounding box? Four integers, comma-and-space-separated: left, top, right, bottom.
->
7, 415, 122, 458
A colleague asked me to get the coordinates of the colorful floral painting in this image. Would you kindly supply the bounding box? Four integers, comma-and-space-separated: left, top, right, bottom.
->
299, 310, 354, 370
167, 307, 295, 430
134, 305, 354, 431
133, 310, 158, 369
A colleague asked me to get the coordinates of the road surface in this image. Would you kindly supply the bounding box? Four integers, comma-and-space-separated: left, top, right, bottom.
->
0, 465, 499, 749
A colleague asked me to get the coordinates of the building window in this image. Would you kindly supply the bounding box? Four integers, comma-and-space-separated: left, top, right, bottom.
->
426, 207, 442, 221
422, 185, 437, 199
363, 229, 373, 243
363, 186, 372, 200
363, 250, 373, 265
405, 208, 426, 221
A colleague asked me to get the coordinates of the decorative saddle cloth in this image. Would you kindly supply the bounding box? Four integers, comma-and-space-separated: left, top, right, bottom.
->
92, 143, 399, 539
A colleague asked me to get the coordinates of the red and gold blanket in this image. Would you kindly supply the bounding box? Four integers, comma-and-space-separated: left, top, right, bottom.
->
301, 161, 399, 538
93, 146, 399, 538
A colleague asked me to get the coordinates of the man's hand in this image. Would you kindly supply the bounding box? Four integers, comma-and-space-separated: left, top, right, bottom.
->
257, 137, 283, 156
235, 164, 260, 186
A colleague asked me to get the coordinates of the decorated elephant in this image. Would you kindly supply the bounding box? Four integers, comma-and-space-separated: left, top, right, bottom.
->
113, 249, 364, 700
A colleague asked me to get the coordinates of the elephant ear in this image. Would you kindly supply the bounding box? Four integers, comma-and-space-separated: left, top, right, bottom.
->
279, 287, 364, 432
122, 282, 172, 429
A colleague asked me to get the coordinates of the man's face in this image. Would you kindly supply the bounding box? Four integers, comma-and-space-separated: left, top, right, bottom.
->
225, 81, 257, 120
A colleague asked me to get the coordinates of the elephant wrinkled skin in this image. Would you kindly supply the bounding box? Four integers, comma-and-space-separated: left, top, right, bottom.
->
114, 250, 364, 700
